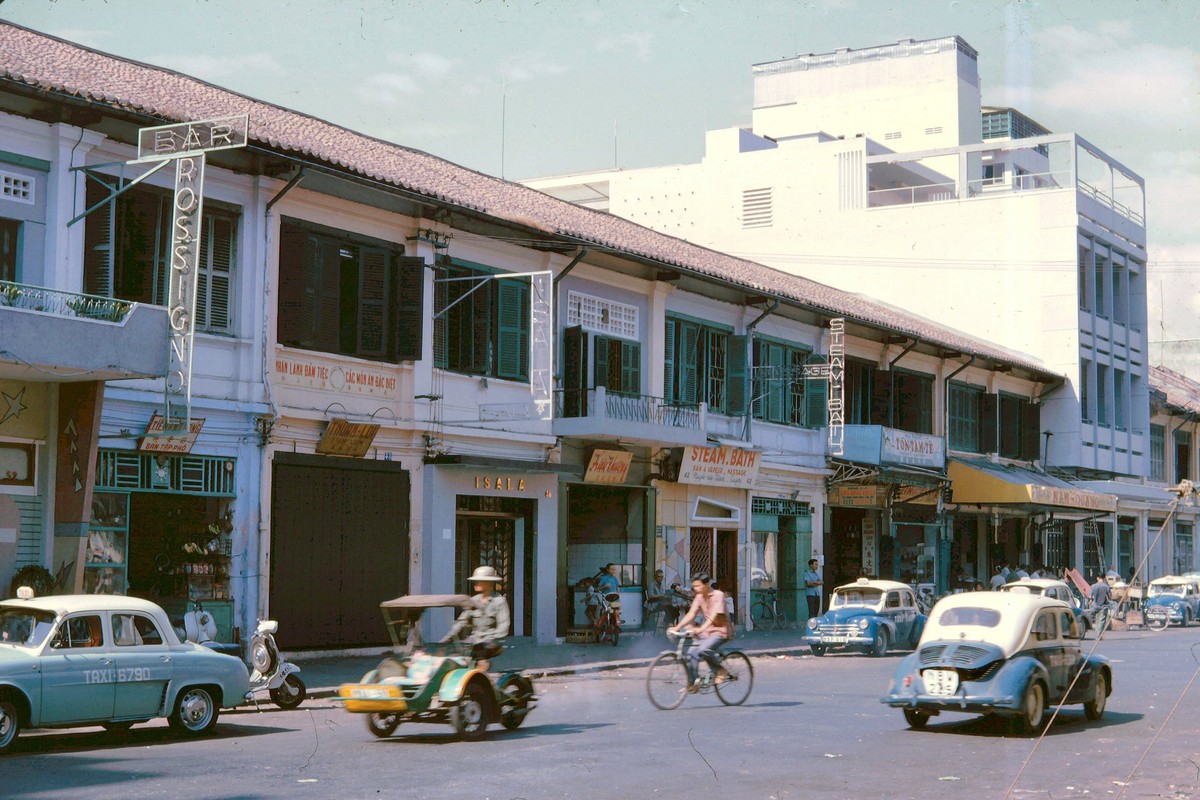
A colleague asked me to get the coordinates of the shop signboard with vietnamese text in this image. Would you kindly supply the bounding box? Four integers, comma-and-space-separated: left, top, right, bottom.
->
139, 413, 205, 454
274, 355, 399, 397
315, 419, 379, 457
881, 428, 945, 469
677, 446, 760, 488
584, 449, 633, 484
827, 484, 886, 507
862, 517, 877, 575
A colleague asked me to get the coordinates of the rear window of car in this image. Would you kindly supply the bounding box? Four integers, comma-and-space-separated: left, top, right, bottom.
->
936, 607, 1001, 627
112, 613, 164, 646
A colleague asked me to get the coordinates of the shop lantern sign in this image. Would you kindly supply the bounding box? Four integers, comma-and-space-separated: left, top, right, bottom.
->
134, 116, 249, 435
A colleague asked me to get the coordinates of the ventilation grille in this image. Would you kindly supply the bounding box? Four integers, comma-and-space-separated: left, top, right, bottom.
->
566, 291, 638, 339
751, 497, 812, 516
741, 187, 773, 228
925, 126, 943, 135
1, 171, 33, 204
884, 131, 902, 141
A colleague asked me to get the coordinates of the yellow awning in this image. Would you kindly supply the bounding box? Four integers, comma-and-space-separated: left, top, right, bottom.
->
948, 458, 1117, 513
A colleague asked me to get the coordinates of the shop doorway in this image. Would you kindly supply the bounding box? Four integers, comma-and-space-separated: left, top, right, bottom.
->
455, 495, 534, 637
826, 507, 866, 589
688, 527, 738, 613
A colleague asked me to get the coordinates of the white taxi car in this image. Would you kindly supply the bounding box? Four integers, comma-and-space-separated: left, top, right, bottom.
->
0, 591, 251, 754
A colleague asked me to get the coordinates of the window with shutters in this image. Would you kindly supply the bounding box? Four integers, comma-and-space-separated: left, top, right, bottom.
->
1150, 424, 1165, 481
844, 359, 877, 425
664, 315, 730, 413
434, 259, 529, 381
277, 218, 423, 363
998, 392, 1040, 461
892, 369, 934, 434
948, 381, 983, 452
0, 217, 18, 282
83, 178, 239, 334
749, 336, 823, 428
594, 335, 641, 396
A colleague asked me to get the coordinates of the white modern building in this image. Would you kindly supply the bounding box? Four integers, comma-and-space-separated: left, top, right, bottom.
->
526, 35, 1151, 484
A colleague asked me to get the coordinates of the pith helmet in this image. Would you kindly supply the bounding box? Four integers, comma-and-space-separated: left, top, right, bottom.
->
469, 565, 501, 582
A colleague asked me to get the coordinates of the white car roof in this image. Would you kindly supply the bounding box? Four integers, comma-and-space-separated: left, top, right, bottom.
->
831, 579, 912, 593
1, 594, 168, 616
999, 578, 1071, 592
921, 592, 1067, 656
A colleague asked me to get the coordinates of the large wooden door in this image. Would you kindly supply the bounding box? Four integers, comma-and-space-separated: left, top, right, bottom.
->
270, 455, 409, 648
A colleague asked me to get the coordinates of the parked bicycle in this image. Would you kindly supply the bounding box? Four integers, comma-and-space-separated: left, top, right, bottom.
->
645, 630, 753, 709
749, 587, 788, 630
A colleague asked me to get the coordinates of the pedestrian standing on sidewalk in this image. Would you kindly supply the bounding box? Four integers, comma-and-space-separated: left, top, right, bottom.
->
1089, 573, 1113, 639
804, 559, 823, 619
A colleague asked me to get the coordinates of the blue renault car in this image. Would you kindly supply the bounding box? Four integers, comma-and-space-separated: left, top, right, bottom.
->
1143, 576, 1200, 629
804, 578, 925, 657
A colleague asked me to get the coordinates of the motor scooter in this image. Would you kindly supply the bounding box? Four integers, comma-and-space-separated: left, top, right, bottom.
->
175, 602, 306, 709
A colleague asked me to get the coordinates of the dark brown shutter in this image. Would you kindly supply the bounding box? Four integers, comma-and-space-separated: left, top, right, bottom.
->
870, 368, 891, 425
562, 325, 588, 417
1021, 401, 1042, 460
315, 240, 342, 352
357, 248, 388, 357
83, 179, 115, 297
277, 224, 317, 347
980, 392, 999, 454
393, 256, 426, 361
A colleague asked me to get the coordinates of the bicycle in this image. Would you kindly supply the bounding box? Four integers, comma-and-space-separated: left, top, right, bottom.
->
645, 630, 753, 710
749, 587, 788, 630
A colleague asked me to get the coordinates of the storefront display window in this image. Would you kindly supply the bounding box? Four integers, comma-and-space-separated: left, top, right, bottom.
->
85, 493, 128, 594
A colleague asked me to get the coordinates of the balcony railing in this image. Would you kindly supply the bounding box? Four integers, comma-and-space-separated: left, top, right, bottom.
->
0, 281, 135, 323
555, 387, 703, 430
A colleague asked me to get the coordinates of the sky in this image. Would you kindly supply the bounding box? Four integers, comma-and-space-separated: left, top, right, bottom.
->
2, 0, 1197, 343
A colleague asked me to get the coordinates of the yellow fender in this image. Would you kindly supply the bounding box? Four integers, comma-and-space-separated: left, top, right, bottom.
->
438, 668, 484, 703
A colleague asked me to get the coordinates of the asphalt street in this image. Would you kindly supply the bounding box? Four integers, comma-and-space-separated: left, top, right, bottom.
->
5, 629, 1200, 800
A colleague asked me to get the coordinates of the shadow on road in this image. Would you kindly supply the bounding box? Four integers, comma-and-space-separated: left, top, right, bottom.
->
9, 720, 287, 757
896, 709, 1143, 738
374, 721, 614, 744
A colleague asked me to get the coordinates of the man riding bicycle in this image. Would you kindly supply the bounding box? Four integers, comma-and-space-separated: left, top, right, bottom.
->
668, 572, 731, 692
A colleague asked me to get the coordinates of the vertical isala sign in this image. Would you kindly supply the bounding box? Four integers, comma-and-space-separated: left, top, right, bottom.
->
134, 116, 248, 431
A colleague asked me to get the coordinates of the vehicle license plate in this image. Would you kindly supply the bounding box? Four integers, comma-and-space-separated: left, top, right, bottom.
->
350, 686, 393, 699
824, 636, 848, 644
923, 669, 959, 696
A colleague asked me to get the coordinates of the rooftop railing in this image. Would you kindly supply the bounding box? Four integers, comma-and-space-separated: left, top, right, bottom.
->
0, 280, 135, 323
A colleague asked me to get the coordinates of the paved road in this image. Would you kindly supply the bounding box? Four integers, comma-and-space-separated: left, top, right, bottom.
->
5, 629, 1200, 800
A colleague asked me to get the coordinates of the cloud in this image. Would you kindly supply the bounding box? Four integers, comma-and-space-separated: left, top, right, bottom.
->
595, 32, 655, 61
159, 52, 287, 82
354, 72, 422, 106
384, 51, 456, 79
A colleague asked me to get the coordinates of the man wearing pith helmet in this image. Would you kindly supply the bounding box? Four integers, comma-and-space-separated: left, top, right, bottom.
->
444, 565, 510, 670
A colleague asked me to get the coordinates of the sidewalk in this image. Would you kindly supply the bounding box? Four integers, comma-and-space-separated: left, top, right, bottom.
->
291, 626, 814, 699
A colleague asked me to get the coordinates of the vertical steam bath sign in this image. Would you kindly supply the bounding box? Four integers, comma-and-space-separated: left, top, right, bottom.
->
135, 116, 248, 430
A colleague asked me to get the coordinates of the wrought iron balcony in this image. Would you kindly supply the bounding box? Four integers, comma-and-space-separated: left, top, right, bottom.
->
0, 280, 168, 382
553, 387, 708, 447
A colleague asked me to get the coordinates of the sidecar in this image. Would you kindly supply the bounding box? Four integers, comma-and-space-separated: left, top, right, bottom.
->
337, 594, 535, 741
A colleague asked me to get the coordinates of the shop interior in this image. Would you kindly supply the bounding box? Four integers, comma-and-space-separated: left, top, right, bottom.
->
566, 484, 648, 628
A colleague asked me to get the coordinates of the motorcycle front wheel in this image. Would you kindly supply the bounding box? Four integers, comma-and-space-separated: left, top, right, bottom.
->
366, 712, 401, 738
269, 673, 307, 709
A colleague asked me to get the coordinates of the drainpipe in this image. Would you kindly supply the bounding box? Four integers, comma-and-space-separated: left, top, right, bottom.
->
742, 299, 780, 441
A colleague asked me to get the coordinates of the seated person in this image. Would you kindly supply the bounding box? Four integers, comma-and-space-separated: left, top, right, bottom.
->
443, 565, 510, 671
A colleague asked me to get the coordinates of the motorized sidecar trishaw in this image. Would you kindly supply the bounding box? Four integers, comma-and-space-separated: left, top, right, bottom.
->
337, 594, 535, 741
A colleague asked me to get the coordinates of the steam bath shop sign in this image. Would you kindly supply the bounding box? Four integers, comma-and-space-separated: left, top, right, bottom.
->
677, 446, 761, 489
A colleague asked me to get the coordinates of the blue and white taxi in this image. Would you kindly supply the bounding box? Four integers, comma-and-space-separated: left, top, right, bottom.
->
999, 578, 1092, 637
881, 592, 1111, 734
1143, 575, 1200, 629
0, 589, 251, 754
803, 579, 926, 657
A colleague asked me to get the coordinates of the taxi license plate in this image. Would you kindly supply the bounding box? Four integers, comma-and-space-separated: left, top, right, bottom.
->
824, 636, 848, 644
349, 686, 393, 700
923, 669, 959, 696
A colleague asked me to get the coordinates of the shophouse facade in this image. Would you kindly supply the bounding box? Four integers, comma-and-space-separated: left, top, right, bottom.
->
0, 23, 1117, 649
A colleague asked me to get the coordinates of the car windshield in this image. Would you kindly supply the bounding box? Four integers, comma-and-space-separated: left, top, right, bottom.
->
831, 588, 883, 607
1150, 583, 1187, 597
0, 606, 57, 648
936, 606, 1002, 627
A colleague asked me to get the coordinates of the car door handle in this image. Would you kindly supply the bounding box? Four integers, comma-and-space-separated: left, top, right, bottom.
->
160, 655, 172, 662
100, 658, 114, 665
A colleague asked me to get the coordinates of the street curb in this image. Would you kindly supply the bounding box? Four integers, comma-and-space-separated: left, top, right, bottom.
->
303, 643, 815, 701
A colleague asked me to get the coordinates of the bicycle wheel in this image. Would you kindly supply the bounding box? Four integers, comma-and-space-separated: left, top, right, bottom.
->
714, 651, 753, 706
750, 601, 776, 629
646, 653, 690, 710
772, 608, 788, 630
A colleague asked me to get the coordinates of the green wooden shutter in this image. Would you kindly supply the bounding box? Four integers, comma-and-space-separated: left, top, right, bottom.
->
196, 211, 235, 334
870, 368, 891, 426
789, 348, 808, 425
469, 272, 491, 374
496, 278, 529, 380
394, 256, 426, 362
621, 340, 640, 395
593, 335, 610, 389
980, 393, 999, 453
679, 321, 700, 405
663, 318, 677, 404
766, 342, 785, 422
805, 367, 828, 429
751, 338, 764, 419
727, 335, 748, 416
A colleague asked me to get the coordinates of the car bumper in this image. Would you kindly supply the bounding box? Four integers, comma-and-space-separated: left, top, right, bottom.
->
881, 686, 1021, 715
804, 634, 873, 647
1144, 607, 1184, 621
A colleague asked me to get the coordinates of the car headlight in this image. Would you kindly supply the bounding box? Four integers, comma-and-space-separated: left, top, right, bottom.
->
858, 618, 870, 630
807, 618, 819, 630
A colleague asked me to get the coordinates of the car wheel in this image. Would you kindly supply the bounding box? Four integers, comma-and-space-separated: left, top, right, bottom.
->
451, 682, 490, 741
871, 629, 890, 658
0, 698, 21, 754
809, 643, 826, 657
1084, 671, 1108, 721
269, 674, 307, 710
903, 708, 929, 730
1015, 681, 1046, 734
498, 675, 534, 730
366, 712, 401, 738
168, 686, 219, 735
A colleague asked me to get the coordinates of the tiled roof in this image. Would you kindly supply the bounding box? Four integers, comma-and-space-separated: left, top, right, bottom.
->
0, 22, 1057, 379
1151, 365, 1200, 413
